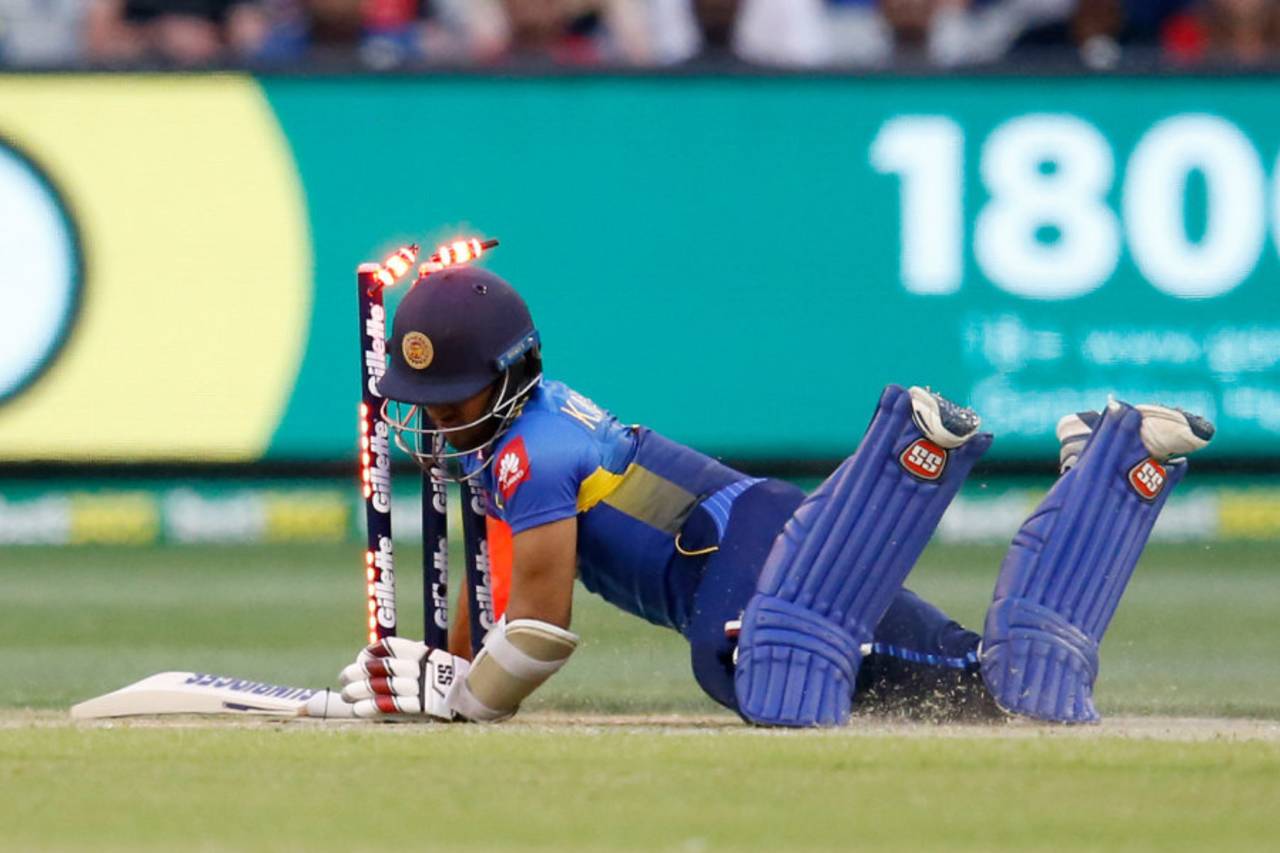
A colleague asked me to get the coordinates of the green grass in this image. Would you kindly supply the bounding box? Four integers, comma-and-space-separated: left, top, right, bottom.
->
1, 541, 1276, 717
1, 725, 1278, 852
1, 541, 1278, 851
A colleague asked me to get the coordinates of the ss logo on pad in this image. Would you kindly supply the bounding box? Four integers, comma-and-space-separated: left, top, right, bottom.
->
1128, 458, 1167, 501
900, 439, 948, 481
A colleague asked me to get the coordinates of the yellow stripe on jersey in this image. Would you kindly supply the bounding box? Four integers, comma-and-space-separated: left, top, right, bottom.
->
577, 465, 632, 513
576, 464, 700, 535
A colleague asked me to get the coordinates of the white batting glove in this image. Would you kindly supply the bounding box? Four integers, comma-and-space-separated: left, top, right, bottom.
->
338, 637, 469, 721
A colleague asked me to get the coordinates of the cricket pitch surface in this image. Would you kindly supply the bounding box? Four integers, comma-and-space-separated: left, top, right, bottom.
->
6, 709, 1280, 742
4, 710, 1278, 852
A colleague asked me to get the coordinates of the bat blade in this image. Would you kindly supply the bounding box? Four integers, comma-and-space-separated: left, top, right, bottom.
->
70, 671, 355, 720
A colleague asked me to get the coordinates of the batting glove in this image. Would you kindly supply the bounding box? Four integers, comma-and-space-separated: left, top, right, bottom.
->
338, 637, 469, 721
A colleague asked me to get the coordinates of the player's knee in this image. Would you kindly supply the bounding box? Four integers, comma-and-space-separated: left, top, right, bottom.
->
733, 593, 860, 727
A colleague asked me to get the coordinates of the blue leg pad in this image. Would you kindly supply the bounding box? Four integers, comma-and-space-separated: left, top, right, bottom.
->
735, 385, 992, 727
980, 402, 1187, 723
733, 598, 861, 726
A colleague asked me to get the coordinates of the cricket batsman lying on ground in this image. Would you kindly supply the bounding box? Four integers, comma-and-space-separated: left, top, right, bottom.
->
338, 265, 1214, 727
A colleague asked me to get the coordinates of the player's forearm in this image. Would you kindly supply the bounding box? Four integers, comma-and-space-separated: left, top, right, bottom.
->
503, 516, 577, 629
504, 583, 572, 630
447, 615, 578, 722
449, 570, 578, 721
447, 517, 580, 721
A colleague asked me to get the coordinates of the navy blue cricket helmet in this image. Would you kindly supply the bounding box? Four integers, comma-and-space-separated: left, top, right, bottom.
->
378, 266, 540, 405
377, 265, 542, 479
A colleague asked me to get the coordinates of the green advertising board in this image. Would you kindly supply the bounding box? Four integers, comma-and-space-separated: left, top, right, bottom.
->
1, 74, 1277, 463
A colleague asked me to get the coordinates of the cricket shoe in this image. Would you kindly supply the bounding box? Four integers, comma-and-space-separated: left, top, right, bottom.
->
1133, 403, 1215, 461
908, 386, 981, 448
1058, 404, 1214, 471
1056, 410, 1101, 474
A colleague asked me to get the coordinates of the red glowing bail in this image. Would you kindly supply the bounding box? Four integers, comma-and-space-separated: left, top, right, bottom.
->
419, 237, 499, 277
372, 243, 420, 291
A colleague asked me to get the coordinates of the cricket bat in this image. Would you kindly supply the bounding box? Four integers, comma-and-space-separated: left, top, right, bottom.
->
70, 671, 356, 720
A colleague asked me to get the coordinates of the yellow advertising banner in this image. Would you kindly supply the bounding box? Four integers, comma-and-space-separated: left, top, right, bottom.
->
0, 75, 310, 461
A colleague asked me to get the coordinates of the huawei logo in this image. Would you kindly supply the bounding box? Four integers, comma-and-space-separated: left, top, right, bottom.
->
495, 436, 530, 500
497, 451, 523, 490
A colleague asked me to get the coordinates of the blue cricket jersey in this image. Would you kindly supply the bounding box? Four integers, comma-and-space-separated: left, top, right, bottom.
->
461, 379, 762, 631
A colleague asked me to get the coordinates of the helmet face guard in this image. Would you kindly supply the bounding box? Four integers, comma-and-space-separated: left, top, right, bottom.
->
381, 368, 542, 483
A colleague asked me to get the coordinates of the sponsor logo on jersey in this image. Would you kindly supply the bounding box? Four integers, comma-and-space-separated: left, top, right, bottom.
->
1128, 458, 1167, 500
900, 438, 948, 481
496, 436, 531, 501
402, 330, 434, 370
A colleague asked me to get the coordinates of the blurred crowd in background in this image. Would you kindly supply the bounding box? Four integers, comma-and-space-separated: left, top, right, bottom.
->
0, 0, 1278, 70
